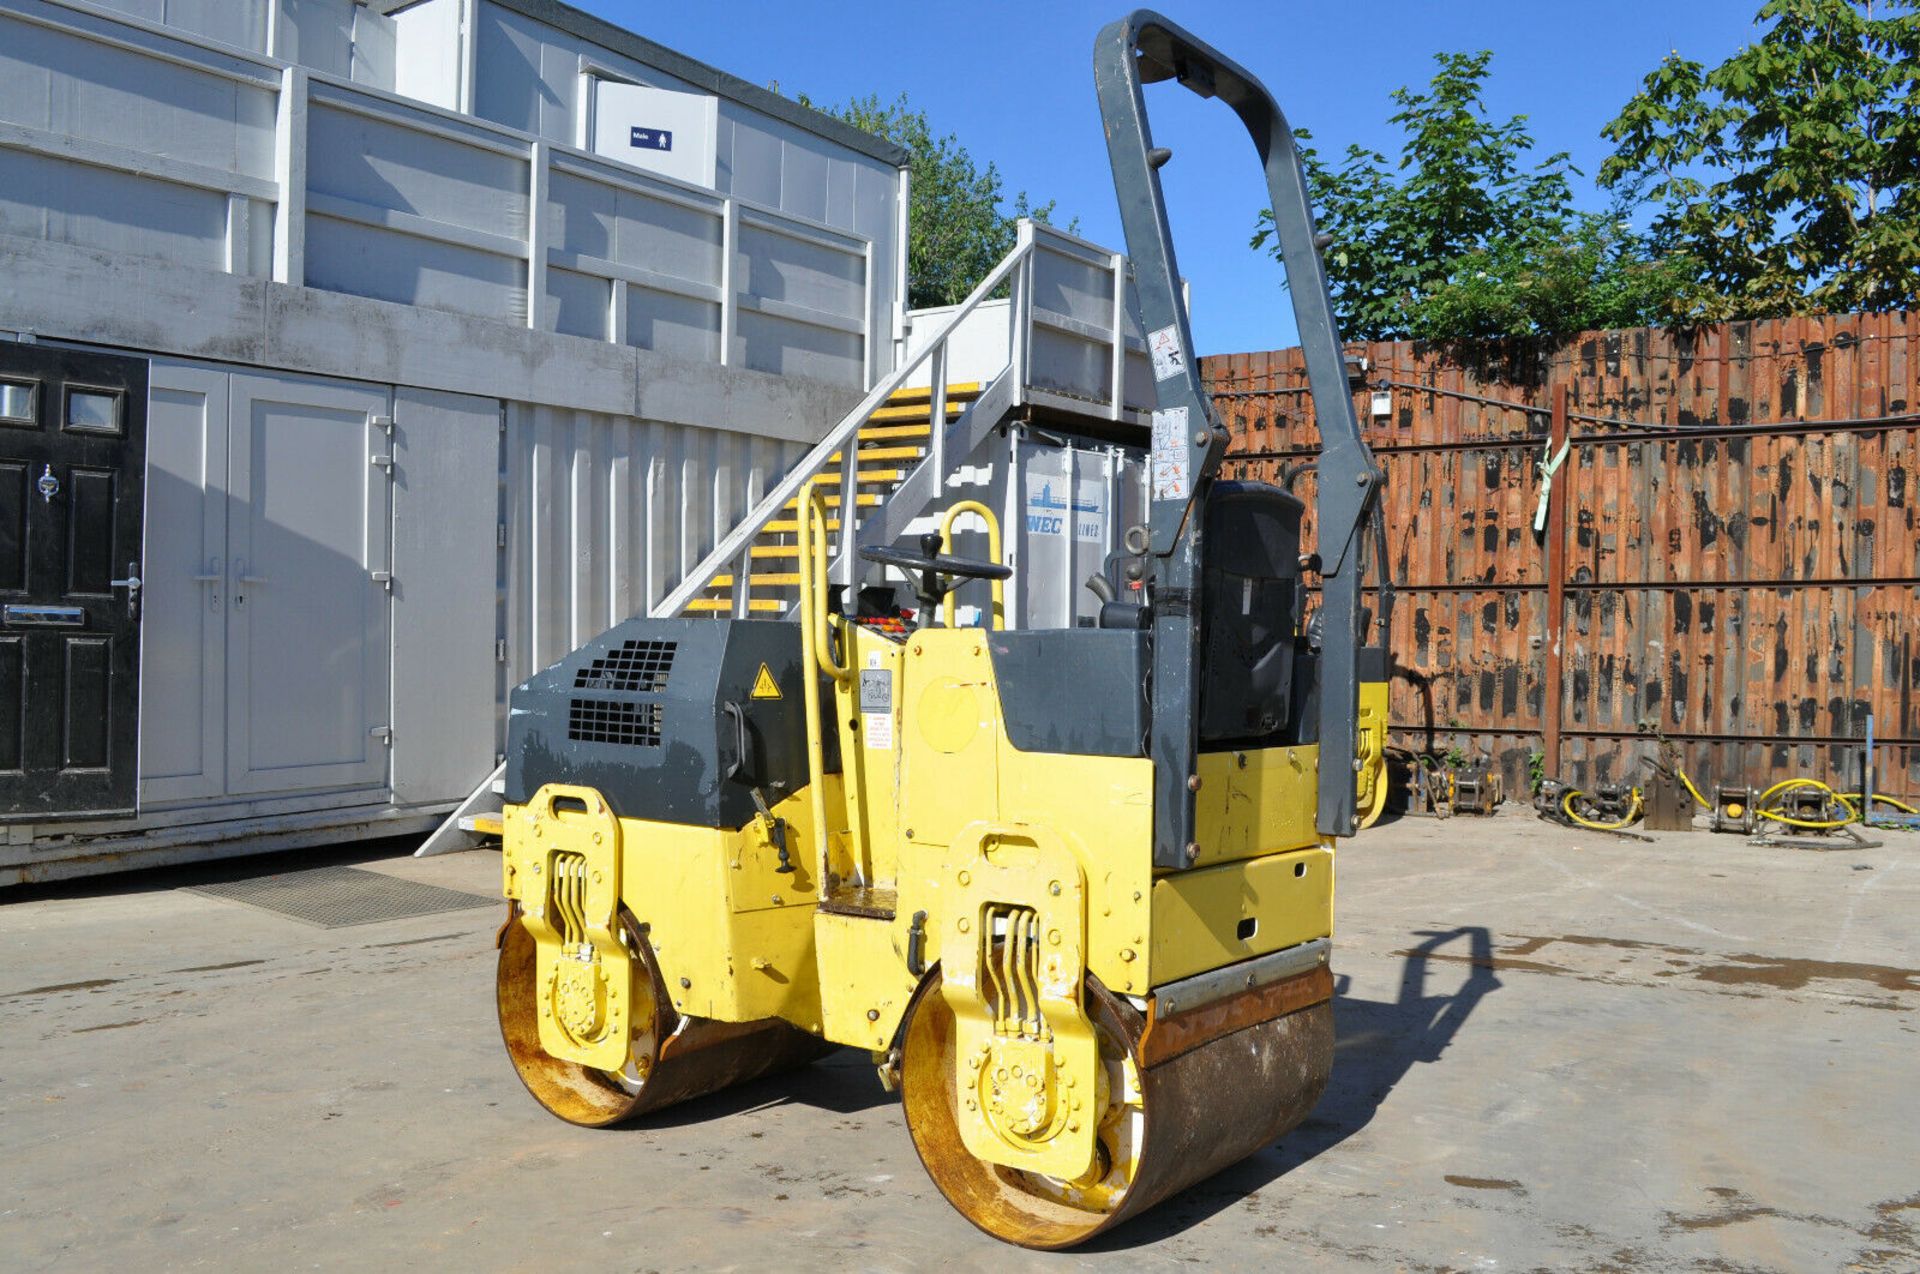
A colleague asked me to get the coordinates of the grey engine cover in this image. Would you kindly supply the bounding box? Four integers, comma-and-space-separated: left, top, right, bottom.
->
505, 617, 821, 828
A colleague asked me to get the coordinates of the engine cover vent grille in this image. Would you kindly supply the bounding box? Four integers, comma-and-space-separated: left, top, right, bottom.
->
568, 698, 662, 747
574, 639, 676, 692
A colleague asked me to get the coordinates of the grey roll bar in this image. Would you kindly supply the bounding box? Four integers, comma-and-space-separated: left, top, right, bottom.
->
1093, 10, 1382, 850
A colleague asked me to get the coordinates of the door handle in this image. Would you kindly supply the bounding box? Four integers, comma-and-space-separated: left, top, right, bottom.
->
232, 558, 266, 608
191, 557, 223, 610
108, 561, 142, 621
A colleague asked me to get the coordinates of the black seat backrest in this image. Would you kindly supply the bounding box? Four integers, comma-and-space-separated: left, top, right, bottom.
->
1200, 481, 1304, 744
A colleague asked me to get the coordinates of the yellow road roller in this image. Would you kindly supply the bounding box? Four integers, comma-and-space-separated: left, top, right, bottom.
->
492, 10, 1382, 1248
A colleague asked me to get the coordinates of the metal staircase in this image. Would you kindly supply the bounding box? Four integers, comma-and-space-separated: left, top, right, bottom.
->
684, 383, 983, 616
653, 221, 1052, 621
419, 219, 1150, 856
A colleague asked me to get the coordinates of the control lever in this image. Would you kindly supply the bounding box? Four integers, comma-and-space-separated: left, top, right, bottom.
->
724, 700, 793, 873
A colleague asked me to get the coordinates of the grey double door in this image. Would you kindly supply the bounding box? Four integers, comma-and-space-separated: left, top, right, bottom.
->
143, 365, 393, 804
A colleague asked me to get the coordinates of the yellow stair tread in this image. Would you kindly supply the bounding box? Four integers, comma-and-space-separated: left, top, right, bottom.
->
829, 445, 922, 463
784, 492, 880, 509
462, 813, 504, 837
750, 544, 798, 559
709, 572, 801, 588
685, 597, 786, 613
764, 518, 839, 533
884, 382, 981, 405
859, 423, 933, 441
868, 401, 965, 424
808, 468, 905, 486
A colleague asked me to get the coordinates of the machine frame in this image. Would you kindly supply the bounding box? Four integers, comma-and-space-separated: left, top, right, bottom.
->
490, 9, 1381, 1250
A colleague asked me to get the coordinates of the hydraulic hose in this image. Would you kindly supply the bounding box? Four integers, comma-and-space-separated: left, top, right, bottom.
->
1560, 786, 1644, 831
1557, 764, 1915, 832
1834, 791, 1920, 817
1753, 778, 1853, 830
1371, 497, 1394, 651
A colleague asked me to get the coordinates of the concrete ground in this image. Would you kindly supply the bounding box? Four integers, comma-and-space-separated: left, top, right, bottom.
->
2, 811, 1915, 1273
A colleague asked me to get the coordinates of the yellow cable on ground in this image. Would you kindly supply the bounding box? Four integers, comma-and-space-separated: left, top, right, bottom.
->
1753, 777, 1853, 830
1674, 767, 1711, 809
1833, 792, 1920, 817
1561, 786, 1645, 831
1635, 763, 1920, 830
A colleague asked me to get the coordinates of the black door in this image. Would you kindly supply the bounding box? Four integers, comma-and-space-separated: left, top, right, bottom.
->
0, 344, 146, 821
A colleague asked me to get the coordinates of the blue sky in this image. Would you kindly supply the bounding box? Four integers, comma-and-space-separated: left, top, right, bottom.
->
586, 1, 1766, 354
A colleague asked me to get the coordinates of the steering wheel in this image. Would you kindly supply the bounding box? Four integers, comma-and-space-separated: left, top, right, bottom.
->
860, 532, 1010, 610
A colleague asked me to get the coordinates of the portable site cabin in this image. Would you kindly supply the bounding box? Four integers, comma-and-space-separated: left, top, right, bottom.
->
0, 0, 1160, 885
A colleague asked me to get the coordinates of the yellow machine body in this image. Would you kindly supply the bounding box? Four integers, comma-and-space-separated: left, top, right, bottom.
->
497, 480, 1339, 1203
486, 8, 1384, 1250
1355, 673, 1390, 829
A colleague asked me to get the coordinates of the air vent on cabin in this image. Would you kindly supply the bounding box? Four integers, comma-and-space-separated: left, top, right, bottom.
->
574, 639, 676, 692
568, 698, 662, 747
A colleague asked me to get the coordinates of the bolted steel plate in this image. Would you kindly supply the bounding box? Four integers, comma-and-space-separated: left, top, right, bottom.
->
185, 865, 496, 929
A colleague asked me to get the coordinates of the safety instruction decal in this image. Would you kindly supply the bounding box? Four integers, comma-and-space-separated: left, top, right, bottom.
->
1147, 324, 1186, 383
750, 663, 782, 700
1151, 406, 1191, 501
858, 668, 892, 713
859, 668, 893, 750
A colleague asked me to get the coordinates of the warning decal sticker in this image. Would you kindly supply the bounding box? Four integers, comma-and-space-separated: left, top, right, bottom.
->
859, 668, 894, 750
1147, 324, 1186, 382
1151, 406, 1191, 501
750, 663, 782, 700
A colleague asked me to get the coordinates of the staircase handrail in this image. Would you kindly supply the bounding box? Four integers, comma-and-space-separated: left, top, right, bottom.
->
653, 221, 1042, 618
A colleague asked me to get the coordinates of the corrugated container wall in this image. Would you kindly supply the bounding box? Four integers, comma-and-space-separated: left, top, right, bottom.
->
502, 404, 808, 693
0, 0, 905, 881
463, 0, 904, 384
1205, 312, 1920, 798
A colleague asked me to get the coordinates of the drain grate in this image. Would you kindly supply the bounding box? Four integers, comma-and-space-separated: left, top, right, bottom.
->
185, 865, 497, 929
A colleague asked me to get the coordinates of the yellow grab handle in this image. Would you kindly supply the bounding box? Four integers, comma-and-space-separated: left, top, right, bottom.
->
937, 499, 1005, 630
798, 479, 851, 684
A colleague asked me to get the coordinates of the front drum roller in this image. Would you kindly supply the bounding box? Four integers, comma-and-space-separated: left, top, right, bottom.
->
900, 967, 1334, 1249
496, 905, 827, 1127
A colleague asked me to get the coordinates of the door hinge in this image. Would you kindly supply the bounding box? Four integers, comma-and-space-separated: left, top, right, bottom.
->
370, 569, 394, 591
369, 725, 393, 745
495, 638, 509, 662
497, 522, 508, 549
370, 453, 394, 471
373, 413, 394, 435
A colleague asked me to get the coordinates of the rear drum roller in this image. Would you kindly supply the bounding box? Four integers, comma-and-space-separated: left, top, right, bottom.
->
900, 970, 1334, 1249
496, 905, 826, 1127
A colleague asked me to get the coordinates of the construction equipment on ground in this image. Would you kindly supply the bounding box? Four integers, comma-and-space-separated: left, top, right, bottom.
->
1710, 784, 1757, 834
1353, 647, 1391, 829
1539, 759, 1915, 846
1424, 757, 1502, 818
1534, 776, 1641, 833
487, 12, 1381, 1249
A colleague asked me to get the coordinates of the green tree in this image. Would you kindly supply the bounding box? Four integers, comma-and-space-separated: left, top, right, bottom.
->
1600, 0, 1920, 320
1256, 51, 1685, 342
808, 93, 1074, 309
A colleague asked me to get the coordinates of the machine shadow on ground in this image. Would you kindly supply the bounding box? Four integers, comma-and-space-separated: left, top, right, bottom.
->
1081, 925, 1504, 1250
625, 1047, 901, 1124
635, 927, 1505, 1149
613, 928, 1505, 1242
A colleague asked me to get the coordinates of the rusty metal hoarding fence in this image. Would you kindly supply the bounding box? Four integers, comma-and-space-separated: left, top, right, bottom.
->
1204, 311, 1920, 800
